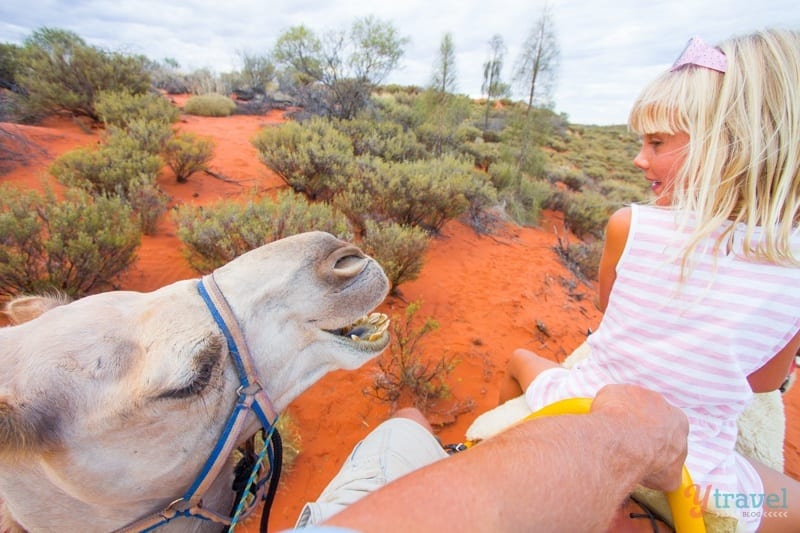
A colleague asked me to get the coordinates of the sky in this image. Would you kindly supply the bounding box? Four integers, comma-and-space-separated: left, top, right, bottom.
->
1, 0, 799, 125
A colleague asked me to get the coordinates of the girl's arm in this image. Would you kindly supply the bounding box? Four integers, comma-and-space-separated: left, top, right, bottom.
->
748, 330, 800, 393
597, 207, 632, 312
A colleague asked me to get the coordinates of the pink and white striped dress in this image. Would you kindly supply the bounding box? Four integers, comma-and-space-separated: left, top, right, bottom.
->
526, 203, 800, 517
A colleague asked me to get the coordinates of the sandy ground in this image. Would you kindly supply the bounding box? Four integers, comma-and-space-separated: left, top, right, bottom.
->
1, 102, 797, 532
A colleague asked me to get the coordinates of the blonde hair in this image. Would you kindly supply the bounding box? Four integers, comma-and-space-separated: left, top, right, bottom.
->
628, 28, 800, 272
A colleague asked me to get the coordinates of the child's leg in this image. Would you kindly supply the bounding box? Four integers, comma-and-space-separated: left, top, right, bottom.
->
746, 458, 800, 532
499, 348, 559, 404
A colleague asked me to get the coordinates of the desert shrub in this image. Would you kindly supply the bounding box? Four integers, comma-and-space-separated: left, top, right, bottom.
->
50, 146, 105, 190
0, 185, 140, 298
361, 220, 430, 294
546, 165, 585, 187
127, 175, 169, 235
251, 118, 353, 200
372, 93, 420, 131
461, 169, 500, 234
174, 189, 353, 272
501, 177, 553, 227
460, 139, 499, 172
95, 90, 180, 128
413, 122, 458, 157
183, 93, 237, 117
164, 132, 215, 182
274, 413, 301, 473
332, 117, 425, 162
146, 57, 190, 94
413, 121, 480, 159
559, 171, 589, 192
15, 27, 150, 122
185, 68, 232, 96
334, 156, 478, 234
107, 118, 174, 155
583, 163, 611, 182
50, 131, 162, 198
233, 412, 301, 483
599, 178, 649, 206
366, 301, 459, 413
488, 161, 516, 191
553, 234, 603, 281
562, 190, 612, 240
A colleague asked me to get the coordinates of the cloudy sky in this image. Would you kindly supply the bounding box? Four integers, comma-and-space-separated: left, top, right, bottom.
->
2, 0, 799, 125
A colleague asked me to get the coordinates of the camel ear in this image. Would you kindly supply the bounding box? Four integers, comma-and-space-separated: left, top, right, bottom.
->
3, 295, 71, 325
0, 398, 60, 454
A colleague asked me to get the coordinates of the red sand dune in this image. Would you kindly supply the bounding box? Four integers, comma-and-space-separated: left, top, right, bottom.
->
1, 104, 797, 532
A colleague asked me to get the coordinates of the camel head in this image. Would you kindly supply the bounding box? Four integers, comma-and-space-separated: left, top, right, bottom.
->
0, 231, 390, 532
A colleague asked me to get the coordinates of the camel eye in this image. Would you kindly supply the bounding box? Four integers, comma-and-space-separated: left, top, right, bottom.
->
157, 339, 221, 400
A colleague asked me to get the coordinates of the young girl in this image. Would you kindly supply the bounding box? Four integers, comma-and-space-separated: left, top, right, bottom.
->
501, 29, 800, 533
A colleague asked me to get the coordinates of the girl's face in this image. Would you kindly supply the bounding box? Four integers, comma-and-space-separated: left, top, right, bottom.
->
633, 131, 690, 206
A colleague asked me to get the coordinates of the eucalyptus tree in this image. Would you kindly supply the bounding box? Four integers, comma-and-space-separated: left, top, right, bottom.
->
431, 32, 457, 95
481, 34, 510, 130
514, 3, 560, 115
273, 16, 408, 118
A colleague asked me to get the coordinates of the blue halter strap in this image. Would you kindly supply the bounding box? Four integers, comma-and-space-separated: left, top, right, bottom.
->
113, 273, 279, 532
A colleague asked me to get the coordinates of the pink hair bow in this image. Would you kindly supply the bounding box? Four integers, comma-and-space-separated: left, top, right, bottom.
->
670, 36, 727, 73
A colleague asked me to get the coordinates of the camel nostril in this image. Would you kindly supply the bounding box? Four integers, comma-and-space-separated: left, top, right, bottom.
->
334, 254, 366, 275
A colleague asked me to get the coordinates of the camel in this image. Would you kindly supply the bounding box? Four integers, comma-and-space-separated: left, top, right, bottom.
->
0, 231, 391, 532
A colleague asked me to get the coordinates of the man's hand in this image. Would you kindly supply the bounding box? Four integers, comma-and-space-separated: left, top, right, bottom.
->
591, 384, 689, 492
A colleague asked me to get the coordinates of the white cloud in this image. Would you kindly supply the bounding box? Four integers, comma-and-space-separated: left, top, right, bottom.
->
1, 0, 799, 124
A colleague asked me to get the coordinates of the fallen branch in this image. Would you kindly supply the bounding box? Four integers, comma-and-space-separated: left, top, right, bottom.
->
202, 168, 240, 185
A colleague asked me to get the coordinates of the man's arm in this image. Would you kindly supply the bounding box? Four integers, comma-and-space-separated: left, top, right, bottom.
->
325, 384, 688, 533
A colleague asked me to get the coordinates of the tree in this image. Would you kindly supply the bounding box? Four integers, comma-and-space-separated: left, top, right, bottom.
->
0, 43, 22, 93
16, 28, 150, 122
514, 3, 560, 115
236, 50, 276, 95
430, 32, 457, 95
272, 17, 408, 119
481, 34, 510, 130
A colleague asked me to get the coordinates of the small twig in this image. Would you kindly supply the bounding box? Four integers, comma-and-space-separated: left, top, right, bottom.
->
202, 168, 240, 184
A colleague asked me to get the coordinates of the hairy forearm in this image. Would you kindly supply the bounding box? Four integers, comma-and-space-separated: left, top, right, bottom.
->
326, 412, 652, 532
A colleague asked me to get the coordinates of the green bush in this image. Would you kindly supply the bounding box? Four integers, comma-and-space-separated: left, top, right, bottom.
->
16, 27, 150, 122
333, 117, 425, 162
183, 93, 237, 117
460, 139, 499, 172
562, 190, 612, 240
251, 118, 353, 200
96, 90, 180, 128
127, 175, 169, 235
361, 220, 430, 294
488, 161, 516, 191
107, 118, 174, 155
50, 131, 162, 198
164, 132, 215, 182
461, 168, 500, 234
0, 186, 141, 298
173, 190, 353, 272
500, 177, 553, 227
599, 178, 649, 206
334, 156, 479, 234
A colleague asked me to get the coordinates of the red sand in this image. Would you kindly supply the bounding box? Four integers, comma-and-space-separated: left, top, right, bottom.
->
1, 104, 797, 532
